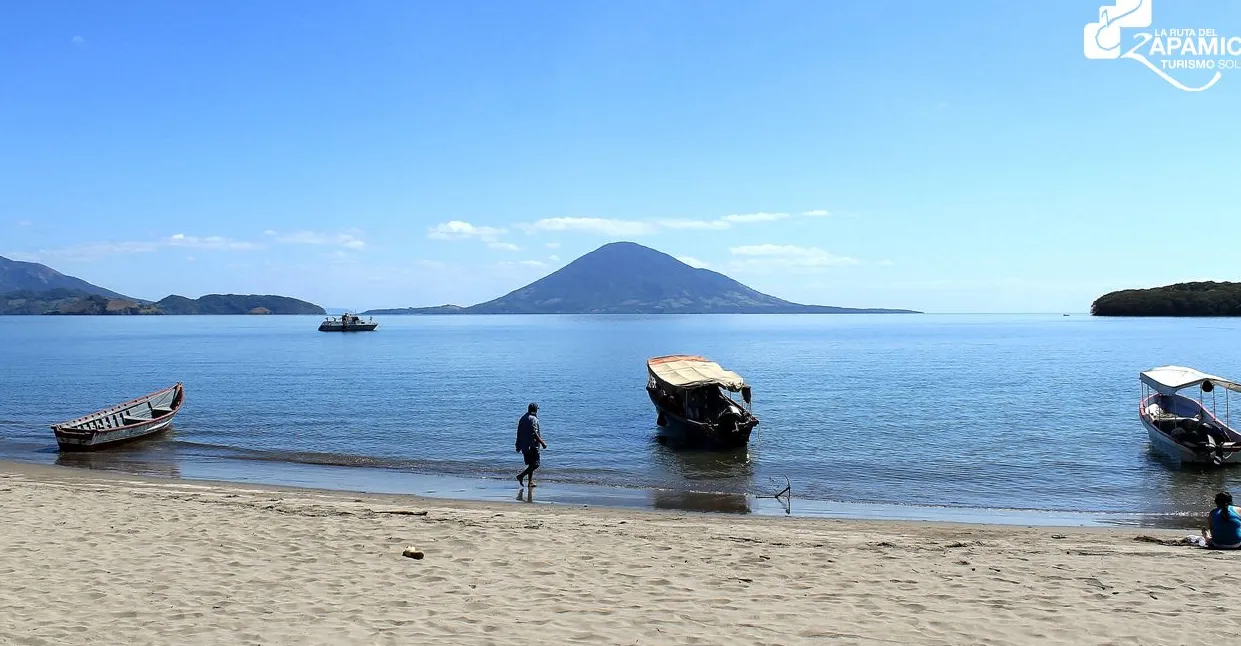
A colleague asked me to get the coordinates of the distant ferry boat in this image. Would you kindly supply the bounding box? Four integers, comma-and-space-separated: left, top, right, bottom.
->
51, 383, 184, 451
318, 313, 378, 332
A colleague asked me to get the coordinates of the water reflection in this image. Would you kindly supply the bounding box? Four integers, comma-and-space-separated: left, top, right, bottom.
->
650, 443, 755, 491
54, 435, 182, 479
1141, 449, 1240, 522
651, 489, 751, 514
643, 440, 758, 513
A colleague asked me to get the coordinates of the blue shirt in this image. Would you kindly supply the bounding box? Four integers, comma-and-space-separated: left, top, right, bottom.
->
1211, 506, 1241, 546
516, 413, 539, 452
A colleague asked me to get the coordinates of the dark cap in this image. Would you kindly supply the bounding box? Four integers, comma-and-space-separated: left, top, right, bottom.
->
528, 402, 539, 413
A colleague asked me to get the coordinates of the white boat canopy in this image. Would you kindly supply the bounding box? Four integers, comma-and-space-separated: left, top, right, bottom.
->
1140, 365, 1241, 395
647, 355, 748, 392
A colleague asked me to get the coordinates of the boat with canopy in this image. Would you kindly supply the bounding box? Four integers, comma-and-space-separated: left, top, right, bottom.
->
51, 383, 184, 451
646, 355, 758, 449
1139, 366, 1241, 465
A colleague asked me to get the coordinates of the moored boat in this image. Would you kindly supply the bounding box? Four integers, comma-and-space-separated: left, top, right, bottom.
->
1139, 366, 1241, 465
646, 355, 758, 450
318, 313, 378, 332
51, 383, 184, 451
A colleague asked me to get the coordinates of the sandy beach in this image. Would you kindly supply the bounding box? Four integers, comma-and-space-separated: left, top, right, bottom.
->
0, 461, 1231, 645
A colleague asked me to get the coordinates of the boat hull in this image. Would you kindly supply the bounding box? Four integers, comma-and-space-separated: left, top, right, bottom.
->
1140, 393, 1241, 465
318, 322, 378, 332
1141, 418, 1241, 465
54, 417, 175, 451
647, 390, 757, 450
51, 383, 184, 452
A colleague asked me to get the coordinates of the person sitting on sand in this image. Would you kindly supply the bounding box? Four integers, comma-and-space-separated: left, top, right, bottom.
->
1203, 492, 1241, 549
515, 403, 548, 488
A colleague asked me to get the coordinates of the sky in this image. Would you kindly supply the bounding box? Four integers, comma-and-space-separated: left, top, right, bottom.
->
2, 1, 1240, 313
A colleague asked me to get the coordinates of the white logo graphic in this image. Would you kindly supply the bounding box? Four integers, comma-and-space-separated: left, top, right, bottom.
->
1084, 0, 1151, 59
1083, 0, 1239, 92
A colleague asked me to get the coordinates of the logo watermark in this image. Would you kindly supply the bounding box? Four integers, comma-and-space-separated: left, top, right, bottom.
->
1084, 0, 1239, 91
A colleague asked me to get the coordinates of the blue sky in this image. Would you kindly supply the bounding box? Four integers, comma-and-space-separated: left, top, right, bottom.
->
3, 1, 1240, 312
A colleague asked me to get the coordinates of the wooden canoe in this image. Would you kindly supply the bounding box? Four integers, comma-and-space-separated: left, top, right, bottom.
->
51, 383, 184, 451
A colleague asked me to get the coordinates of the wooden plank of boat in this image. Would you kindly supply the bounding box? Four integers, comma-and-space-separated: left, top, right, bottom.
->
51, 383, 185, 452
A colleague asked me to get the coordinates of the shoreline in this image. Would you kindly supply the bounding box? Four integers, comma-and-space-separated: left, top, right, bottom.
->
2, 459, 1233, 645
0, 455, 1189, 528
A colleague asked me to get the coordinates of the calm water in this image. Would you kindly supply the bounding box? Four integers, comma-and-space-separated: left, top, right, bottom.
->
2, 314, 1240, 525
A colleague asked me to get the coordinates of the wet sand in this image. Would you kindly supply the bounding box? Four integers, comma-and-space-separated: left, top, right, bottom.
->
0, 460, 1231, 645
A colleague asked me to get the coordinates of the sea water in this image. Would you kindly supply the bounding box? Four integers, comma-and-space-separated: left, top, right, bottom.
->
2, 313, 1239, 526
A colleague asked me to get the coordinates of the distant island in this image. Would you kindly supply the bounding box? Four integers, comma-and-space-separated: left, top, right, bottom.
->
363, 241, 919, 315
153, 294, 324, 315
1092, 281, 1241, 317
365, 305, 466, 315
0, 255, 129, 298
1, 289, 160, 315
0, 255, 324, 315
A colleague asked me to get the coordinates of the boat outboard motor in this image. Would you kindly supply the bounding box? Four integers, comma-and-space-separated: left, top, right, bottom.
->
1191, 421, 1227, 465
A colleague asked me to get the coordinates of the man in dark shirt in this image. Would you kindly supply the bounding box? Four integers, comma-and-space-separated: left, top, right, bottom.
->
516, 403, 547, 487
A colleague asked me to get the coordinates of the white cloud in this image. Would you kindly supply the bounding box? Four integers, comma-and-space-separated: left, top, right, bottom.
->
16, 220, 32, 227
272, 230, 366, 250
5, 242, 156, 262
655, 218, 731, 231
167, 233, 261, 251
427, 220, 506, 241
545, 242, 560, 249
548, 255, 560, 262
877, 259, 895, 267
71, 36, 85, 47
729, 244, 859, 267
428, 221, 525, 251
676, 256, 711, 269
6, 233, 261, 262
498, 260, 548, 269
721, 212, 790, 224
518, 209, 833, 238
525, 217, 657, 237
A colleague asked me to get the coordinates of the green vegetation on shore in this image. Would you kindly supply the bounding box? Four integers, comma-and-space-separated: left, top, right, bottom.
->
1092, 281, 1241, 316
0, 290, 324, 316
2, 289, 158, 315
154, 294, 324, 315
0, 254, 324, 315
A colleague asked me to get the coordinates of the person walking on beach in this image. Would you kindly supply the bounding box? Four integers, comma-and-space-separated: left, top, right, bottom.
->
1203, 491, 1241, 549
516, 403, 547, 488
